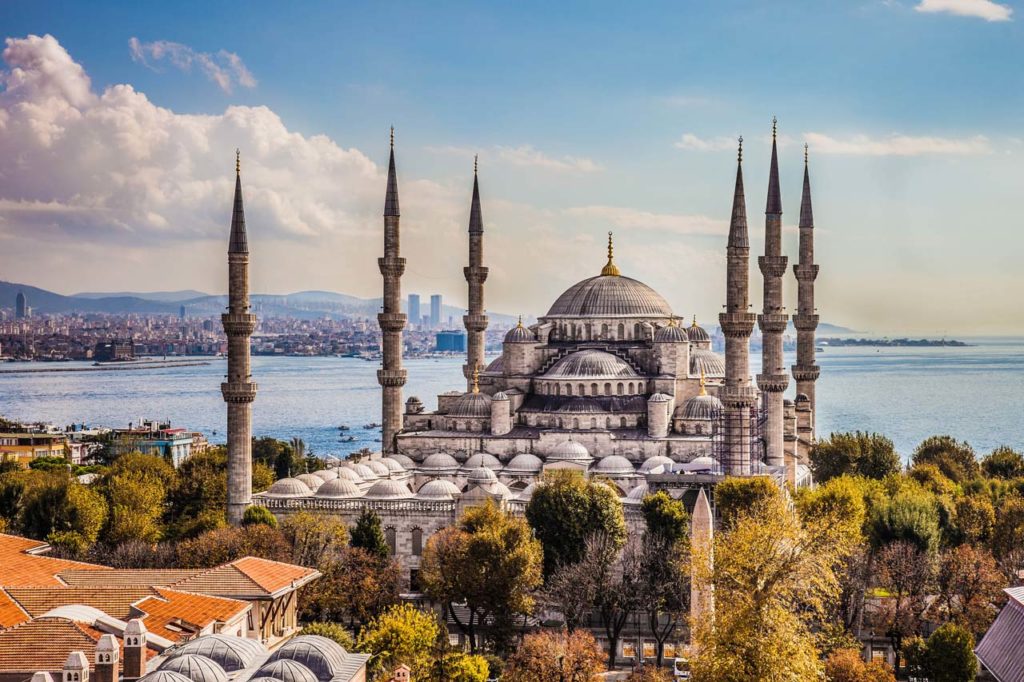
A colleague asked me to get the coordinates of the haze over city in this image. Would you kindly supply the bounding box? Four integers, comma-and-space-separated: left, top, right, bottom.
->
1, 0, 1022, 336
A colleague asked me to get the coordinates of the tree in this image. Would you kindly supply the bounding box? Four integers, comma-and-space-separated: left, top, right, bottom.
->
870, 541, 935, 672
868, 488, 940, 553
640, 491, 689, 545
713, 476, 782, 529
19, 473, 106, 554
356, 603, 439, 680
420, 502, 543, 652
810, 432, 901, 482
912, 436, 979, 483
300, 622, 354, 649
301, 546, 400, 631
990, 495, 1024, 561
949, 494, 994, 545
280, 511, 347, 567
823, 648, 895, 682
526, 470, 626, 578
502, 630, 605, 682
636, 532, 689, 667
429, 652, 489, 682
937, 544, 1004, 636
174, 524, 290, 567
350, 507, 389, 560
241, 505, 278, 528
982, 446, 1024, 479
99, 452, 175, 545
923, 623, 978, 682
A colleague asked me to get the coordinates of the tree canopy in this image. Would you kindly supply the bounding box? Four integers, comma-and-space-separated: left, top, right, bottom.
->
810, 432, 901, 482
912, 435, 979, 483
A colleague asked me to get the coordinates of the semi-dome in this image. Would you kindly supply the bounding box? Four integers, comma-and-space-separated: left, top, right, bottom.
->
364, 460, 391, 477
648, 393, 671, 403
266, 635, 350, 682
654, 323, 689, 343
421, 452, 459, 471
679, 455, 719, 473
315, 477, 362, 498
463, 452, 502, 470
505, 453, 544, 472
485, 356, 504, 372
294, 474, 323, 491
467, 467, 498, 485
548, 439, 592, 462
364, 479, 414, 499
688, 318, 711, 343
416, 479, 462, 499
265, 478, 313, 498
254, 659, 319, 682
449, 391, 492, 417
594, 455, 635, 475
546, 275, 673, 318
690, 349, 726, 377
159, 656, 228, 682
492, 391, 509, 401
680, 393, 723, 420
544, 350, 638, 379
640, 455, 675, 474
167, 635, 266, 672
504, 321, 536, 343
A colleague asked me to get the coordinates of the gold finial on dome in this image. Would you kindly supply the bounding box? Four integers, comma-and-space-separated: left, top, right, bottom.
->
516, 315, 523, 328
601, 231, 621, 277
699, 368, 707, 396
691, 314, 698, 328
472, 365, 480, 394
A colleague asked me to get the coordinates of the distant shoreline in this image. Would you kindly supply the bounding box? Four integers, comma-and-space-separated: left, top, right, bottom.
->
819, 337, 968, 348
0, 360, 213, 374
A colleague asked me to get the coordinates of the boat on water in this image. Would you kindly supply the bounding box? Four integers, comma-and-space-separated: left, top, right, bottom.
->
363, 422, 381, 429
337, 425, 350, 431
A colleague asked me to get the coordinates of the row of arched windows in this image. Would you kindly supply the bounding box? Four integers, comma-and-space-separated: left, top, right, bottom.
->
523, 414, 641, 430
538, 381, 644, 396
555, 321, 647, 342
384, 526, 425, 556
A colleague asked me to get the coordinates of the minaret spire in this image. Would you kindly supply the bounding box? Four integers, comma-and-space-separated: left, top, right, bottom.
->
222, 150, 257, 525
378, 129, 408, 453
758, 118, 789, 468
463, 156, 489, 388
792, 144, 821, 457
719, 137, 758, 476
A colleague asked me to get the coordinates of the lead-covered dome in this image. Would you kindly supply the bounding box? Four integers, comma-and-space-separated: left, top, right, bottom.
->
690, 349, 726, 377
505, 453, 544, 473
417, 479, 462, 499
654, 323, 688, 343
504, 322, 536, 343
254, 659, 319, 682
166, 635, 265, 672
548, 439, 592, 462
449, 391, 492, 417
315, 477, 362, 498
544, 350, 638, 379
546, 275, 673, 318
365, 479, 414, 499
265, 478, 313, 498
680, 393, 724, 420
265, 635, 350, 682
463, 453, 502, 470
688, 318, 711, 343
159, 655, 228, 682
595, 455, 635, 475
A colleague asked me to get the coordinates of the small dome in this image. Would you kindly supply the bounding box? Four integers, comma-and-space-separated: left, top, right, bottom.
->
315, 477, 362, 498
680, 394, 724, 421
518, 482, 538, 499
492, 391, 509, 401
266, 635, 350, 682
421, 452, 459, 471
548, 439, 592, 462
266, 478, 313, 498
688, 319, 711, 343
486, 356, 505, 372
490, 481, 513, 498
365, 479, 414, 499
595, 455, 635, 475
139, 673, 193, 682
640, 455, 674, 474
679, 455, 719, 473
463, 453, 502, 470
544, 350, 638, 379
294, 474, 324, 491
654, 324, 688, 343
365, 460, 391, 477
388, 453, 415, 468
311, 469, 336, 482
467, 467, 498, 485
417, 479, 462, 499
505, 453, 544, 472
449, 391, 492, 417
690, 349, 725, 377
255, 659, 319, 682
648, 393, 671, 403
159, 656, 229, 682
350, 463, 378, 481
379, 457, 406, 474
504, 322, 536, 343
335, 467, 363, 483
627, 483, 650, 501
167, 635, 266, 672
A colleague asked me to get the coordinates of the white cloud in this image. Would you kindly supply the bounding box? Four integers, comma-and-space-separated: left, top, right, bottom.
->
914, 0, 1013, 21
494, 145, 603, 172
674, 133, 739, 152
804, 132, 992, 156
129, 37, 257, 93
563, 206, 726, 236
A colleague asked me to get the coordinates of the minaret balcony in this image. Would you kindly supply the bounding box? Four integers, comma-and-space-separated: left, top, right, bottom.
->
377, 368, 408, 387
791, 365, 821, 382
794, 264, 819, 281
221, 313, 257, 335
756, 373, 790, 393
757, 313, 789, 334
377, 313, 407, 332
792, 314, 819, 331
718, 312, 756, 337
463, 266, 489, 284
463, 313, 489, 332
221, 382, 257, 403
758, 256, 789, 278
720, 384, 758, 407
377, 257, 406, 277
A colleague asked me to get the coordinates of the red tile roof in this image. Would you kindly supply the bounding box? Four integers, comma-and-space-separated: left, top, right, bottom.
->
0, 534, 108, 588
0, 590, 29, 630
230, 557, 319, 594
0, 617, 153, 674
132, 588, 249, 642
4, 586, 157, 620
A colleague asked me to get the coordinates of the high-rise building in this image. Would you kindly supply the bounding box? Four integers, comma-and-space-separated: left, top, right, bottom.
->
179, 304, 187, 320
429, 294, 442, 329
15, 292, 27, 319
435, 330, 467, 352
408, 294, 420, 330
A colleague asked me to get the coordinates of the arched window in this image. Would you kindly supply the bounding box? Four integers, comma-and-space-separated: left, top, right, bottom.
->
620, 417, 628, 428
617, 382, 623, 395
602, 323, 609, 338
585, 323, 592, 339
573, 418, 580, 429
555, 383, 561, 396
579, 383, 586, 395
591, 382, 599, 395
618, 323, 625, 339
385, 527, 397, 556
590, 417, 597, 429
412, 528, 423, 556
604, 382, 612, 395
566, 384, 573, 396
628, 382, 634, 393
558, 418, 564, 428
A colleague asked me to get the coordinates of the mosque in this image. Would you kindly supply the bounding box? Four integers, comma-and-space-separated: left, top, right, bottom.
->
232, 124, 822, 588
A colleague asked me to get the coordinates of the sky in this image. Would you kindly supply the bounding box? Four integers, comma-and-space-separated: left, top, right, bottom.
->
0, 0, 1022, 335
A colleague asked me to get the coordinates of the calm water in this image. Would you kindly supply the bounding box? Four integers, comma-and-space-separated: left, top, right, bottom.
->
0, 339, 1021, 460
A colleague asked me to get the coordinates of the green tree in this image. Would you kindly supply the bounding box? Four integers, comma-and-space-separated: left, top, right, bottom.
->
923, 623, 978, 682
870, 541, 935, 672
989, 495, 1024, 560
950, 494, 994, 545
19, 473, 106, 554
280, 511, 348, 567
356, 603, 439, 680
349, 507, 389, 560
982, 446, 1024, 479
525, 470, 626, 577
99, 452, 175, 545
241, 505, 278, 528
714, 476, 783, 529
28, 456, 71, 472
810, 432, 901, 482
302, 546, 401, 631
430, 652, 489, 682
912, 436, 979, 483
420, 502, 543, 652
868, 488, 940, 553
299, 622, 355, 649
641, 490, 689, 545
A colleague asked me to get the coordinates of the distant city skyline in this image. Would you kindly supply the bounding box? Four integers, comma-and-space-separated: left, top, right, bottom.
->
0, 1, 1022, 334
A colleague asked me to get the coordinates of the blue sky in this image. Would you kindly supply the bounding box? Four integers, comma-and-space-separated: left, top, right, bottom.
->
0, 0, 1021, 334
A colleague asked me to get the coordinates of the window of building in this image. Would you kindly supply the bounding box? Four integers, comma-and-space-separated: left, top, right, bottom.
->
411, 528, 423, 556
385, 527, 397, 556
617, 382, 623, 395
566, 384, 573, 396
604, 382, 612, 395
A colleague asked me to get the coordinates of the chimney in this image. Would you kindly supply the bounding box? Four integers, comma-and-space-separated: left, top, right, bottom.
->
62, 652, 89, 682
93, 635, 118, 682
123, 619, 147, 680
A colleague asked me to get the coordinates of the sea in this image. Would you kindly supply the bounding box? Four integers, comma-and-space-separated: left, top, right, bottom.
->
0, 338, 1021, 461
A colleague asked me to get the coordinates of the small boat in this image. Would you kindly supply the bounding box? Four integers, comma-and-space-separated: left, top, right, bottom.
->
363, 422, 381, 429
339, 435, 356, 443
816, 346, 825, 352
337, 425, 350, 431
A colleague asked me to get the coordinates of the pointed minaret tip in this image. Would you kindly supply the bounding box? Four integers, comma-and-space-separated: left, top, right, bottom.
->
228, 150, 248, 254
728, 137, 749, 248
766, 118, 782, 215
235, 148, 240, 176
800, 143, 814, 229
468, 157, 483, 234
384, 128, 400, 217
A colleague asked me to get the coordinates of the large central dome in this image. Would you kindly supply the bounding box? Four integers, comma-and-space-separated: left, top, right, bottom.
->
546, 274, 673, 318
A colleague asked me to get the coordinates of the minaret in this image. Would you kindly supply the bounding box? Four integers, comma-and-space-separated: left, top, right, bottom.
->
463, 155, 489, 389
792, 144, 820, 421
222, 150, 257, 526
719, 138, 757, 477
757, 119, 789, 468
377, 128, 407, 453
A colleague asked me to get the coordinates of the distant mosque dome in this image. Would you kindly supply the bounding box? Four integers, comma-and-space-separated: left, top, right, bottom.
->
463, 453, 502, 470
689, 349, 726, 377
688, 318, 711, 344
265, 635, 353, 682
421, 452, 459, 472
504, 321, 536, 343
311, 469, 336, 482
265, 478, 313, 498
639, 455, 674, 474
348, 463, 379, 481
680, 393, 723, 421
379, 457, 406, 474
648, 393, 671, 403
364, 460, 391, 477
165, 635, 265, 673
294, 474, 323, 491
547, 439, 592, 462
627, 483, 649, 501
544, 350, 638, 379
335, 467, 363, 483
466, 467, 498, 485
449, 391, 492, 417
416, 479, 462, 500
387, 453, 415, 468
315, 477, 362, 499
